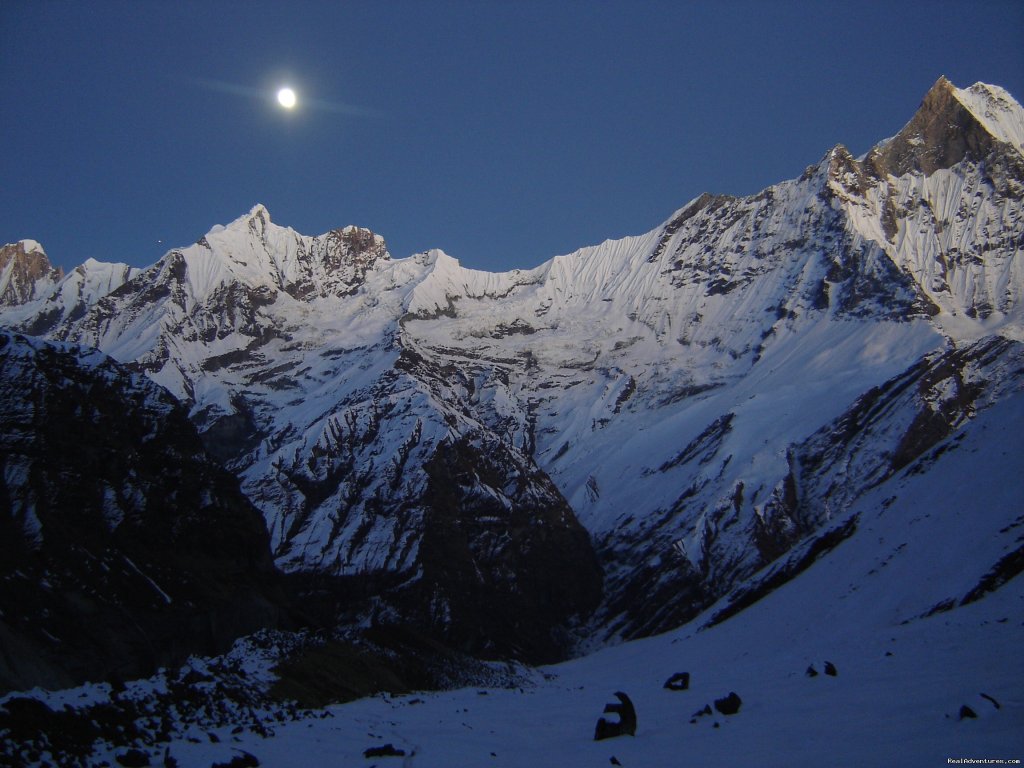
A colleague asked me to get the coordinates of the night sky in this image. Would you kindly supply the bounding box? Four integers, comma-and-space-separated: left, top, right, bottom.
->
2, 0, 1022, 274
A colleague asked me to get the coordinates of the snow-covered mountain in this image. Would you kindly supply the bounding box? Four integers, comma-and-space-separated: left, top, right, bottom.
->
2, 76, 1022, 660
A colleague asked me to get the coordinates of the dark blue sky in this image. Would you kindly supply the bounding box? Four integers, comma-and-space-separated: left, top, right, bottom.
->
2, 1, 1022, 273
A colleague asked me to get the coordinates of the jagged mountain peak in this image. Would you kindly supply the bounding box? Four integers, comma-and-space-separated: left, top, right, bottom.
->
247, 202, 271, 221
865, 76, 1022, 177
215, 203, 272, 232
0, 240, 52, 270
208, 205, 387, 257
172, 206, 393, 304
0, 240, 63, 308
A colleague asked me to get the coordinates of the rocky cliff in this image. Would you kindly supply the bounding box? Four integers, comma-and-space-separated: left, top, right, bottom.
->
0, 331, 284, 692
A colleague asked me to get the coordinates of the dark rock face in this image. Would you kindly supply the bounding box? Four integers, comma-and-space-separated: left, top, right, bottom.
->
0, 332, 284, 693
0, 241, 63, 307
398, 434, 602, 662
866, 77, 1000, 178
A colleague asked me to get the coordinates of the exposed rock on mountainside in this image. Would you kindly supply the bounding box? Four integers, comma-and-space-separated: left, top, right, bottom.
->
0, 240, 63, 308
0, 331, 283, 693
1, 78, 1021, 657
867, 77, 1024, 177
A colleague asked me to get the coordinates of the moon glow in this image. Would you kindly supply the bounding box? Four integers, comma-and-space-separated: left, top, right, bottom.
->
277, 87, 297, 109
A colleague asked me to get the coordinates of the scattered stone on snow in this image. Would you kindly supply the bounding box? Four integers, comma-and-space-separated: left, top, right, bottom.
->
713, 692, 742, 716
663, 672, 691, 691
594, 692, 637, 740
364, 743, 407, 758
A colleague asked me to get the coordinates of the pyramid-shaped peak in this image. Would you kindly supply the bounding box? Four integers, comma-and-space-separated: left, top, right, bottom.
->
928, 74, 955, 94
865, 76, 1019, 178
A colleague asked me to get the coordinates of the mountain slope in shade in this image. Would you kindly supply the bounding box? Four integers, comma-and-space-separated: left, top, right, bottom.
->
0, 78, 1021, 653
4, 381, 1021, 767
0, 331, 284, 692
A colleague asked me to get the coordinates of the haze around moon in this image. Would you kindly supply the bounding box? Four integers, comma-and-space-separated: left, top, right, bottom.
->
277, 87, 297, 109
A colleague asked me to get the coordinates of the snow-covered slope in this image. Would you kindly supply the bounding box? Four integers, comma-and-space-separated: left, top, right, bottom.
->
251, 386, 1021, 768
5, 382, 1021, 767
1, 78, 1022, 655
393, 77, 1024, 640
953, 80, 1024, 155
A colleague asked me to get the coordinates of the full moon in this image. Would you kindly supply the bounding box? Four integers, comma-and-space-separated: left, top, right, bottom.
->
277, 87, 297, 109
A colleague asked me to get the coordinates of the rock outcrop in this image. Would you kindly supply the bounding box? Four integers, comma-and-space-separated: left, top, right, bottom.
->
0, 240, 62, 308
0, 331, 284, 692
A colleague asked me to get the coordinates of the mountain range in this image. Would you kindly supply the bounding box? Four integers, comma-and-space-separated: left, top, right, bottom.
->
1, 75, 1022, 715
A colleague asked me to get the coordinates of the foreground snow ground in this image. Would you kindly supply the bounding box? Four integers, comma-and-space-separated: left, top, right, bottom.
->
65, 391, 1021, 768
